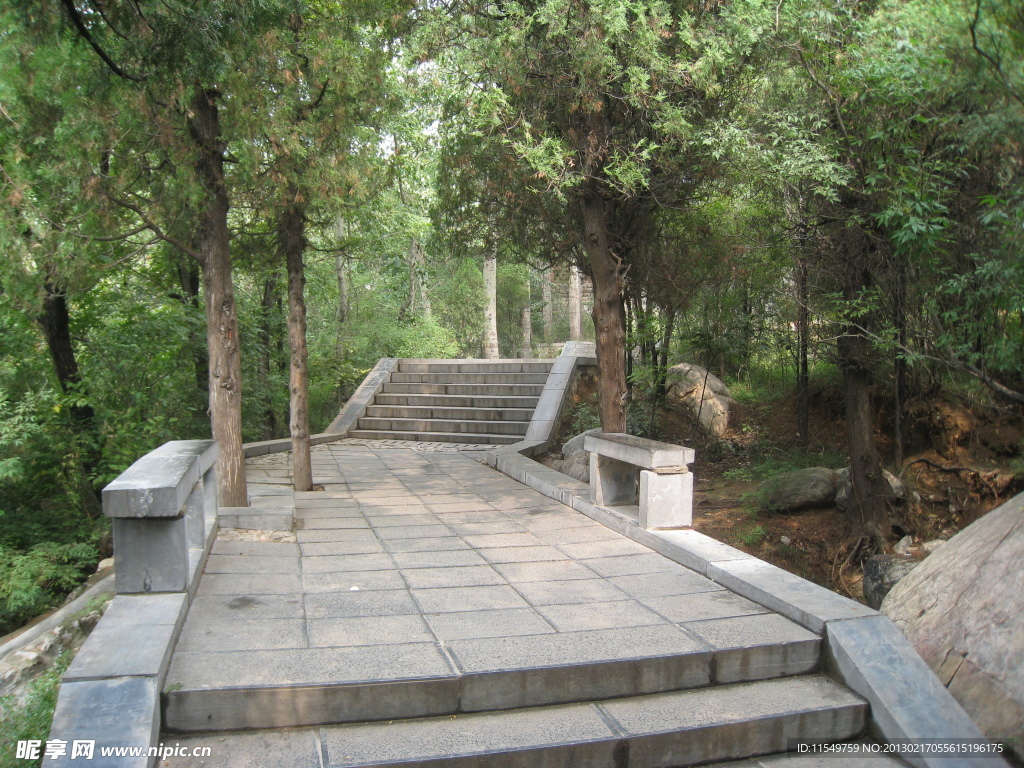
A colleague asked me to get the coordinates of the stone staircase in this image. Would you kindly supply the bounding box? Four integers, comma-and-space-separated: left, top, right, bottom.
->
347, 359, 553, 445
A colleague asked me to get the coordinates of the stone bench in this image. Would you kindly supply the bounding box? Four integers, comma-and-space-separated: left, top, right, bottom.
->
103, 440, 219, 594
584, 432, 695, 529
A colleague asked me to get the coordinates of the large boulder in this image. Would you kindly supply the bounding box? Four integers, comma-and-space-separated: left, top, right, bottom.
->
861, 554, 921, 610
834, 467, 905, 512
665, 363, 733, 438
881, 492, 1024, 756
563, 428, 602, 460
551, 455, 589, 483
759, 467, 838, 512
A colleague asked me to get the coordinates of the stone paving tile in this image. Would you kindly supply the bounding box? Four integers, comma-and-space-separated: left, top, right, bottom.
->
641, 591, 770, 623
375, 524, 453, 540
402, 565, 507, 590
302, 569, 407, 593
430, 510, 509, 524
445, 520, 526, 535
680, 612, 816, 650
477, 545, 572, 564
299, 540, 385, 557
425, 501, 497, 514
301, 553, 396, 573
212, 540, 299, 557
557, 537, 653, 559
423, 608, 556, 641
295, 516, 369, 530
196, 573, 302, 596
537, 600, 669, 632
532, 525, 626, 545
203, 554, 300, 574
383, 537, 472, 554
188, 594, 305, 620
412, 585, 531, 613
462, 532, 548, 549
163, 727, 322, 768
490, 560, 597, 582
607, 571, 724, 599
512, 578, 632, 606
175, 618, 307, 652
296, 528, 379, 544
392, 550, 488, 569
581, 553, 679, 578
305, 589, 420, 619
365, 513, 439, 528
307, 615, 434, 647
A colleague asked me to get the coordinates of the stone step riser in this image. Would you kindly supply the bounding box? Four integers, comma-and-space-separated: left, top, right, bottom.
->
347, 430, 522, 444
365, 406, 534, 422
373, 394, 540, 409
390, 373, 550, 385
398, 362, 553, 374
357, 418, 529, 436
163, 636, 821, 732
382, 383, 545, 397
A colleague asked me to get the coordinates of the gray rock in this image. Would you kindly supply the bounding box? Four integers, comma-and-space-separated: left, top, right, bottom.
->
665, 364, 732, 438
759, 467, 838, 512
563, 428, 602, 460
882, 492, 1024, 759
862, 554, 921, 610
835, 467, 905, 513
665, 363, 731, 398
552, 455, 589, 483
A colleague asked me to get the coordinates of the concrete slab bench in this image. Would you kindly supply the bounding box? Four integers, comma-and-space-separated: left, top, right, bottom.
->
584, 432, 694, 529
103, 440, 219, 594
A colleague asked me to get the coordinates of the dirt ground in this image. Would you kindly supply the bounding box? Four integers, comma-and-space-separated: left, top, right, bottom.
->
546, 379, 1023, 603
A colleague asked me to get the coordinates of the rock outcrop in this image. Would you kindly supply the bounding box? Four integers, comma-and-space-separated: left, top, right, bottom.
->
881, 492, 1024, 756
665, 363, 733, 438
758, 467, 839, 512
834, 467, 905, 512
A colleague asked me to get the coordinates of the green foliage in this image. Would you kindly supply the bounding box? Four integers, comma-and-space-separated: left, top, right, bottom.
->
739, 525, 769, 547
749, 446, 847, 480
0, 543, 97, 636
0, 649, 74, 768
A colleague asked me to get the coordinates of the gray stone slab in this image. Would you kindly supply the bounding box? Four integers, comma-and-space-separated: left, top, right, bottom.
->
490, 560, 596, 582
537, 600, 668, 632
599, 675, 865, 768
446, 520, 526, 535
113, 516, 189, 593
826, 615, 1005, 768
308, 614, 434, 647
581, 553, 678, 578
384, 536, 472, 553
453, 625, 712, 711
103, 439, 217, 518
188, 594, 305, 620
639, 528, 757, 574
296, 528, 379, 543
99, 592, 188, 627
402, 565, 507, 589
584, 432, 694, 469
477, 545, 574, 564
175, 618, 307, 652
160, 728, 322, 768
413, 585, 530, 613
295, 516, 368, 530
299, 540, 385, 557
531, 524, 622, 544
513, 578, 631, 606
607, 570, 723, 599
212, 540, 300, 557
462, 532, 548, 549
320, 699, 616, 768
303, 569, 407, 593
374, 524, 453, 540
392, 550, 488, 569
195, 572, 302, 595
707, 558, 877, 634
683, 613, 820, 683
64, 619, 179, 681
423, 607, 556, 641
305, 589, 419, 618
365, 513, 440, 528
643, 590, 771, 622
301, 553, 396, 573
48, 676, 159, 768
754, 750, 912, 767
557, 537, 654, 559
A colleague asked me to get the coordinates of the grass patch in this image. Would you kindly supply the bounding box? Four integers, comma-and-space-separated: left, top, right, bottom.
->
0, 649, 74, 768
739, 524, 768, 547
748, 446, 846, 480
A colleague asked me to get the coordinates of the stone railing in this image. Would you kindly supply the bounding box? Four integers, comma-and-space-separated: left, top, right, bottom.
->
103, 440, 220, 594
584, 432, 694, 529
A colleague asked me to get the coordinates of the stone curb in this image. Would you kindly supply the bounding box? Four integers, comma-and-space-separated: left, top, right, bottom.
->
326, 358, 399, 438
492, 447, 1009, 767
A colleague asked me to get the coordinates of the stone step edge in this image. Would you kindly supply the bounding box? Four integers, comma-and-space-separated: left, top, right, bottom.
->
348, 430, 521, 444
163, 632, 820, 732
164, 675, 867, 768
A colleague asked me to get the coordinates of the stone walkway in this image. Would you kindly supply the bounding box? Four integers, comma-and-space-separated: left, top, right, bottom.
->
161, 441, 866, 764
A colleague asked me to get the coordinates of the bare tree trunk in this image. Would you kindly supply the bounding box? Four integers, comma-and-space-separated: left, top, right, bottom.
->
542, 268, 553, 341
520, 302, 532, 357
189, 86, 247, 507
258, 276, 281, 441
657, 309, 675, 398
482, 241, 499, 359
581, 195, 627, 432
334, 215, 349, 324
569, 264, 583, 341
280, 186, 312, 493
796, 251, 810, 447
408, 238, 431, 318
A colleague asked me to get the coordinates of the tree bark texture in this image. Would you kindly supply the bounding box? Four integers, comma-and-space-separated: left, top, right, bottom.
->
796, 253, 809, 446
482, 242, 499, 359
519, 302, 532, 357
258, 276, 281, 441
581, 195, 628, 432
542, 268, 553, 341
280, 187, 312, 493
569, 264, 583, 341
188, 86, 247, 508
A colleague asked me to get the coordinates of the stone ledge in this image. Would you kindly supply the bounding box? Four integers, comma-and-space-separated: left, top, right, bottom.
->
103, 440, 218, 519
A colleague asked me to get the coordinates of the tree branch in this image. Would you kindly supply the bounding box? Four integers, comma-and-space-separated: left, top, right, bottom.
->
59, 0, 147, 82
105, 192, 201, 261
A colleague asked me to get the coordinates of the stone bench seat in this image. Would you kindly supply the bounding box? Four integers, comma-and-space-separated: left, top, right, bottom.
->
584, 432, 694, 530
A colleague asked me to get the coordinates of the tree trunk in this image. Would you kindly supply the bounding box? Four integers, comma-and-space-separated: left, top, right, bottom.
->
408, 238, 431, 318
581, 195, 627, 432
796, 251, 809, 447
569, 264, 583, 341
188, 86, 247, 507
519, 301, 532, 357
279, 186, 312, 493
335, 253, 349, 324
175, 257, 209, 408
482, 241, 499, 359
657, 309, 675, 398
258, 276, 281, 441
542, 268, 553, 341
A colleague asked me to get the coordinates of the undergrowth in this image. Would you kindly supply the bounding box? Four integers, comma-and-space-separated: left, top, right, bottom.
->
0, 649, 74, 768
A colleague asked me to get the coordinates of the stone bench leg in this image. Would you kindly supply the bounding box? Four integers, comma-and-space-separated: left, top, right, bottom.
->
639, 470, 693, 529
113, 517, 189, 593
590, 453, 638, 506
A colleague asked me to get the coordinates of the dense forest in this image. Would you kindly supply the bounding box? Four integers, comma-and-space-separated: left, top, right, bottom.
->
0, 0, 1021, 632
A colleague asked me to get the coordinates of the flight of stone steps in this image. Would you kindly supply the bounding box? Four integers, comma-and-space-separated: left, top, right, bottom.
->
347, 359, 553, 445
